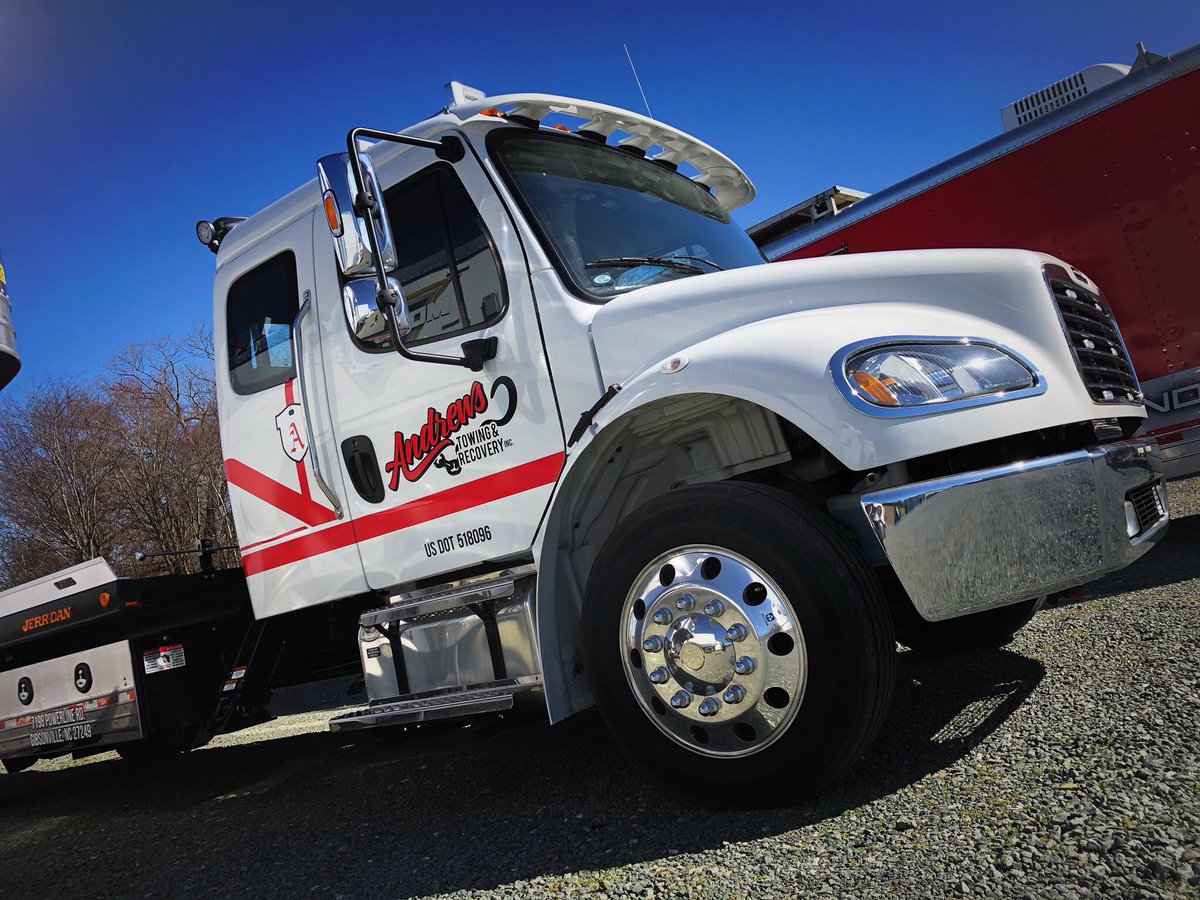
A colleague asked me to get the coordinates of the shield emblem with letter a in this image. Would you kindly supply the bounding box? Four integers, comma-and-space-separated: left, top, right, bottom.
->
275, 403, 310, 462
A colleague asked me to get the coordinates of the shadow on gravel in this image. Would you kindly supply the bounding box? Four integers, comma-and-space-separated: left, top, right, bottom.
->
0, 647, 1043, 898
1082, 510, 1200, 601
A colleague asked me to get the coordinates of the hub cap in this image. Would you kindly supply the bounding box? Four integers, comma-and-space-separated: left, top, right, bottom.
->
621, 546, 807, 757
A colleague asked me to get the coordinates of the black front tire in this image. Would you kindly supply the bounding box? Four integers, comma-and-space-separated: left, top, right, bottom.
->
582, 482, 894, 806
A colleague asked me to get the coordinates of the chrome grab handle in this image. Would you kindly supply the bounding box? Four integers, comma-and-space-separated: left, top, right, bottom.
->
292, 294, 344, 519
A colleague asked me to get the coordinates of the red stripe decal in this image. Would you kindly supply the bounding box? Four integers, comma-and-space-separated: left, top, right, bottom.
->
1140, 416, 1200, 439
225, 459, 338, 527
240, 525, 309, 552
241, 451, 564, 577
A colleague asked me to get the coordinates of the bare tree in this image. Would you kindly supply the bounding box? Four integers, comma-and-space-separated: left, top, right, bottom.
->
0, 382, 127, 579
0, 329, 239, 588
0, 526, 74, 589
108, 333, 238, 574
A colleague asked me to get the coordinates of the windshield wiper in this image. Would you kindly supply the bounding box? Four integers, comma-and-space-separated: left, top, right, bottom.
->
584, 255, 724, 274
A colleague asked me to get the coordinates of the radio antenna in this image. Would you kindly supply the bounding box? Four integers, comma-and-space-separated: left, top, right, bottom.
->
624, 43, 653, 119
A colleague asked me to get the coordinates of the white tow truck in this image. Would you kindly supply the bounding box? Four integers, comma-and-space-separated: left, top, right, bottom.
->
0, 84, 1169, 801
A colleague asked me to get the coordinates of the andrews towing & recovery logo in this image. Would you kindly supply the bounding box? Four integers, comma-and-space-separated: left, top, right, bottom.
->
385, 377, 518, 487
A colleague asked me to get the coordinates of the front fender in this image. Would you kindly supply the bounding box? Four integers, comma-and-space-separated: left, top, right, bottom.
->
590, 297, 1137, 471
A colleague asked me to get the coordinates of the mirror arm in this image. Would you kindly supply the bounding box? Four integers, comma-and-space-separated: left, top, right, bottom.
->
343, 127, 475, 369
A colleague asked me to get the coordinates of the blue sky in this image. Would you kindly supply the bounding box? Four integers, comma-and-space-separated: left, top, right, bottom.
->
1, 0, 1197, 390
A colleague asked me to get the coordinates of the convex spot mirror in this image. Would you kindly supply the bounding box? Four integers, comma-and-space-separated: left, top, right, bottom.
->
344, 277, 410, 347
317, 152, 397, 277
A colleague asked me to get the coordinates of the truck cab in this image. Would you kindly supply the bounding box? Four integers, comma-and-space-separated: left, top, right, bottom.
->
203, 86, 1167, 801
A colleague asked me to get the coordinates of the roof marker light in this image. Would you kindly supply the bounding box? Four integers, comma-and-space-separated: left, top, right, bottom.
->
195, 216, 247, 254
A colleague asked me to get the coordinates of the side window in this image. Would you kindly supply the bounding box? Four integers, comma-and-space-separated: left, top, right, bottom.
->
383, 167, 505, 345
226, 251, 299, 394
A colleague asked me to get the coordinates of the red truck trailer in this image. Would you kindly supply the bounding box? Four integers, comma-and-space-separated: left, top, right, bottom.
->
750, 42, 1200, 479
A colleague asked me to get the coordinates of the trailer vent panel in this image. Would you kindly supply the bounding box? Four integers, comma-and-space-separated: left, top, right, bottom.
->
1000, 63, 1131, 131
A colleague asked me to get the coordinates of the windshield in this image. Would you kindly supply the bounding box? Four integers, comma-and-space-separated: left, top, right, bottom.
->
491, 132, 765, 300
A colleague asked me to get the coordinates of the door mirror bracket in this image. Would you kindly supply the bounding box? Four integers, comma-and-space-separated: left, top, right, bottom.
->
461, 337, 499, 372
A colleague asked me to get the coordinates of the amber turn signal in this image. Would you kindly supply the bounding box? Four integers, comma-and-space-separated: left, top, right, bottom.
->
322, 191, 343, 237
852, 371, 900, 406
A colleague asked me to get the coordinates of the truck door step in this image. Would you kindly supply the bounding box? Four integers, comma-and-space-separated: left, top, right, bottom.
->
361, 563, 536, 626
328, 674, 542, 731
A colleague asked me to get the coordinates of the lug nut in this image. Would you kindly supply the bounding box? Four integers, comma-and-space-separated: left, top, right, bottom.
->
642, 635, 664, 653
698, 697, 721, 717
734, 656, 756, 676
725, 623, 748, 642
670, 690, 692, 709
703, 599, 725, 617
649, 666, 670, 685
652, 608, 673, 626
676, 593, 696, 611
723, 684, 746, 704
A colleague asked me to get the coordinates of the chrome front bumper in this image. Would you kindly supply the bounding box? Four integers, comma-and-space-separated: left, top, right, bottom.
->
859, 438, 1168, 622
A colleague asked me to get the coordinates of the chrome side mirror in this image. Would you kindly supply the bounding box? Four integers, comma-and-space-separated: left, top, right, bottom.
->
344, 277, 410, 346
317, 152, 397, 277
315, 126, 478, 371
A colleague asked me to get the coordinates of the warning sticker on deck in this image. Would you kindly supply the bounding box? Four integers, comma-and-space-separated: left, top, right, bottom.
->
143, 643, 186, 674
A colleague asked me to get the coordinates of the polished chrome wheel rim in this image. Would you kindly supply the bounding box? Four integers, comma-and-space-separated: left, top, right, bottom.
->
620, 546, 807, 758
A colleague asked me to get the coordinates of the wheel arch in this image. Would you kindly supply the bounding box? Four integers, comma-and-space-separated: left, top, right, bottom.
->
533, 386, 847, 723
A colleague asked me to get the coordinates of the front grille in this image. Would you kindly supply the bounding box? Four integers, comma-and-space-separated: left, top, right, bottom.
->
1128, 483, 1167, 534
1048, 276, 1140, 404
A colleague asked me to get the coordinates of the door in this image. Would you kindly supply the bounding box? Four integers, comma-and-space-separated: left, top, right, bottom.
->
316, 143, 566, 591
215, 213, 370, 617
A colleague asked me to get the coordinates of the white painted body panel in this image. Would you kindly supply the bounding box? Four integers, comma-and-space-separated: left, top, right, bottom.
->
0, 558, 117, 619
586, 249, 1143, 471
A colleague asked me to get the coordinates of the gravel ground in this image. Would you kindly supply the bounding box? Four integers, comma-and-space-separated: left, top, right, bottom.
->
1, 481, 1197, 898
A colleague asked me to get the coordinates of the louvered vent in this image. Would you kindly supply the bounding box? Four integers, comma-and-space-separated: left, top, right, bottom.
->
1011, 72, 1089, 127
1048, 277, 1140, 404
1128, 483, 1167, 535
1000, 63, 1130, 131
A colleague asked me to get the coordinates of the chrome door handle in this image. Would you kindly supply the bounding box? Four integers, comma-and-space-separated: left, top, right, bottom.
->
292, 295, 344, 519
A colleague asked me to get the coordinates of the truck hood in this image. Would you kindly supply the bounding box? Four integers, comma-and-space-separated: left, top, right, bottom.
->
589, 248, 1079, 386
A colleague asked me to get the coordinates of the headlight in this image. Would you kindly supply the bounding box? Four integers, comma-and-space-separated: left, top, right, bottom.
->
834, 338, 1044, 416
